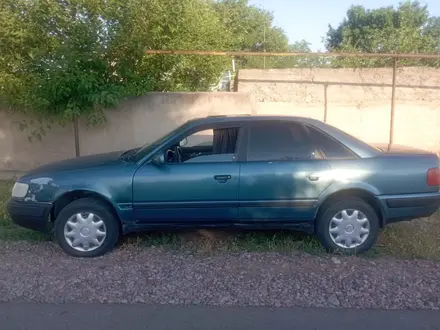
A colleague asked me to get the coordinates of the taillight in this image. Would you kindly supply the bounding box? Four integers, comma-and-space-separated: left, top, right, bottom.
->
427, 168, 440, 186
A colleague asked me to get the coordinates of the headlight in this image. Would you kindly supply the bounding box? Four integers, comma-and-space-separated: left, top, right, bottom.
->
11, 182, 29, 198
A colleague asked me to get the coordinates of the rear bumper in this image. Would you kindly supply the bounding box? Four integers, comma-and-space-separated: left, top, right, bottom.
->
379, 193, 440, 225
7, 199, 52, 232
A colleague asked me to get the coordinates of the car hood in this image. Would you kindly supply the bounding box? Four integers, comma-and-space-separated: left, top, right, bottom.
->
25, 151, 124, 176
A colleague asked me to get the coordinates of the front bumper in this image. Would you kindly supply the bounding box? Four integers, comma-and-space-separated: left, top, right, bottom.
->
379, 192, 440, 225
7, 199, 52, 232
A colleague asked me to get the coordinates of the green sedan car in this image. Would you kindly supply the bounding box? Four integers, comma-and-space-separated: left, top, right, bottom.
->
7, 115, 440, 257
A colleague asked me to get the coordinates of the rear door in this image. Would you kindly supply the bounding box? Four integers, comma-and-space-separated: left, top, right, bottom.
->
238, 121, 333, 222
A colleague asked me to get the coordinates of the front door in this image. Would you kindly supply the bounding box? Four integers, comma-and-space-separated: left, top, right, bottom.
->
132, 126, 242, 225
238, 122, 333, 222
133, 163, 240, 224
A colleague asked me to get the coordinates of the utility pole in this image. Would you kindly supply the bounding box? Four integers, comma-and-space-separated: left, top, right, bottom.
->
263, 24, 266, 69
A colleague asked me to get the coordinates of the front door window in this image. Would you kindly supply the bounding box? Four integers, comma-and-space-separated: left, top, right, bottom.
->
165, 127, 241, 164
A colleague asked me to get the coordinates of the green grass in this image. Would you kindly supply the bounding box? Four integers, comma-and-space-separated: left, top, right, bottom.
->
119, 217, 440, 259
0, 181, 47, 242
121, 230, 325, 255
228, 231, 325, 254
1, 179, 440, 259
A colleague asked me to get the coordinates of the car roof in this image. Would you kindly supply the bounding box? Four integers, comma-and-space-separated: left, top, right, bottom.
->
188, 115, 322, 126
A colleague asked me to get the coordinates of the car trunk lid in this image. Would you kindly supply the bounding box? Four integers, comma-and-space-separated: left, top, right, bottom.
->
372, 143, 440, 194
371, 143, 433, 155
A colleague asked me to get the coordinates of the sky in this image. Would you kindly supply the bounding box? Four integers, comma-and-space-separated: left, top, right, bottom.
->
248, 0, 440, 51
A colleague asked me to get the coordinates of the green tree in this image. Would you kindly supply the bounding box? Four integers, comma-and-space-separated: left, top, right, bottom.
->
241, 40, 329, 69
0, 0, 231, 123
325, 1, 440, 67
425, 17, 440, 51
212, 0, 288, 52
212, 1, 325, 69
269, 41, 331, 69
212, 0, 289, 69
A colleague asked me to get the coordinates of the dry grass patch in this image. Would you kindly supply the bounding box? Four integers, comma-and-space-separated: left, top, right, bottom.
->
377, 214, 440, 259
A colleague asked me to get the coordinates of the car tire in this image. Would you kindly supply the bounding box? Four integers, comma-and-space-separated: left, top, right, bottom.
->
316, 198, 380, 254
54, 198, 120, 257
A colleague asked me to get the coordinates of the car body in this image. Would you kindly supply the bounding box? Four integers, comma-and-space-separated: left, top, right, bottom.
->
8, 115, 440, 257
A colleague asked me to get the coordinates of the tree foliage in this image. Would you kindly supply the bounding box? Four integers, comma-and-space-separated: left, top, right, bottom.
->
0, 0, 234, 122
271, 41, 330, 69
212, 0, 290, 69
326, 1, 440, 67
425, 17, 440, 51
212, 0, 324, 69
212, 0, 288, 53
238, 40, 329, 69
1, 0, 304, 122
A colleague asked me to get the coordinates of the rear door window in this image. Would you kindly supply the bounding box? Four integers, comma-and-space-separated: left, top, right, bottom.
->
306, 125, 357, 159
247, 122, 313, 161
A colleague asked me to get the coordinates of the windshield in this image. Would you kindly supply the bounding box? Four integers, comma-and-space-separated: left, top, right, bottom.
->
128, 122, 191, 162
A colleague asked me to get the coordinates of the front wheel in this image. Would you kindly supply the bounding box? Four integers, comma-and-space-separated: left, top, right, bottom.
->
54, 198, 120, 257
316, 198, 380, 254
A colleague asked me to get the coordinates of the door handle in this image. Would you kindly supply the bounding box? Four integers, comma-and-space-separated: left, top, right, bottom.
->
214, 175, 231, 183
307, 174, 320, 181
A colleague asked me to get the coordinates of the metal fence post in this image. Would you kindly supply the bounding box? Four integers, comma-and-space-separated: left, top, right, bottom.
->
323, 84, 329, 123
389, 58, 398, 147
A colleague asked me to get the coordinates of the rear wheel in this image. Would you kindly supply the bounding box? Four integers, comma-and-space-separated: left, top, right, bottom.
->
54, 198, 120, 257
316, 198, 379, 254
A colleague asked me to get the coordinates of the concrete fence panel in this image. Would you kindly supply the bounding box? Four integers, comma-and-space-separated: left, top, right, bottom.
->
1, 67, 440, 174
0, 111, 75, 172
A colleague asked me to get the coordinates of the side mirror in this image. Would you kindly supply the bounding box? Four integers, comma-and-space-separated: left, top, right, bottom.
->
179, 137, 188, 147
151, 152, 165, 165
